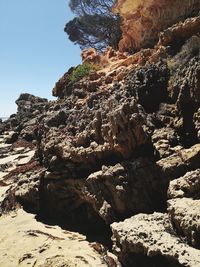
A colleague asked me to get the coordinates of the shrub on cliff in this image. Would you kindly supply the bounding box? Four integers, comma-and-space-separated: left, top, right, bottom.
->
64, 0, 121, 52
69, 63, 98, 83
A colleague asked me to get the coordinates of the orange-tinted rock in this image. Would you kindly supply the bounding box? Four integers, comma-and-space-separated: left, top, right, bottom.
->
81, 48, 101, 65
53, 11, 200, 100
52, 45, 169, 99
113, 0, 200, 52
158, 15, 200, 46
81, 46, 128, 68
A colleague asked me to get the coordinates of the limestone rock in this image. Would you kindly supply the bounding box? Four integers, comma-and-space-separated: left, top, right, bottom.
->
81, 48, 101, 65
39, 91, 150, 170
1, 6, 200, 266
168, 198, 200, 248
194, 108, 200, 141
169, 36, 200, 107
15, 93, 48, 114
152, 128, 180, 158
156, 103, 179, 128
1, 93, 48, 143
157, 144, 200, 180
40, 159, 167, 225
111, 212, 200, 267
52, 67, 75, 98
14, 170, 45, 213
52, 46, 169, 100
158, 15, 200, 47
113, 0, 200, 52
168, 169, 200, 199
125, 61, 169, 113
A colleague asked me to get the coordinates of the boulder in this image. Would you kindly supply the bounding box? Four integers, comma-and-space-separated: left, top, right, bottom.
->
111, 212, 200, 267
168, 169, 200, 199
168, 198, 200, 248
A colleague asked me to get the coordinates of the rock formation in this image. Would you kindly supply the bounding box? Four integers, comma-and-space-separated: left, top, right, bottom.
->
0, 132, 120, 267
113, 0, 200, 51
111, 167, 200, 267
0, 3, 200, 267
111, 212, 200, 267
0, 93, 48, 142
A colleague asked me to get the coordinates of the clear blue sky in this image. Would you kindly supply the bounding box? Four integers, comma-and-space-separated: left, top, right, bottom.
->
0, 0, 81, 117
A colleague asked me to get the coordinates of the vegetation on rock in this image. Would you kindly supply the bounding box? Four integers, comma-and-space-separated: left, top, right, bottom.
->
69, 63, 99, 83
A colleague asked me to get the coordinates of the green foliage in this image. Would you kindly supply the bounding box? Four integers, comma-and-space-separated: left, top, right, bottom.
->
69, 63, 98, 83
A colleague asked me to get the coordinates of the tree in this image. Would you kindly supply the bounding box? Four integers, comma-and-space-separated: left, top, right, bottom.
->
64, 0, 121, 52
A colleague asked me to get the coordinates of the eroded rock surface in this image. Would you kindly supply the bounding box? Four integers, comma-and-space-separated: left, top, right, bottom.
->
194, 108, 200, 141
111, 213, 200, 267
0, 134, 120, 267
36, 159, 167, 225
168, 198, 200, 248
113, 0, 200, 52
158, 15, 200, 47
168, 169, 200, 199
1, 8, 200, 267
0, 93, 48, 142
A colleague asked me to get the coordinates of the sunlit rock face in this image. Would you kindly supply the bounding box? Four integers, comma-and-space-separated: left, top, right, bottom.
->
113, 0, 200, 52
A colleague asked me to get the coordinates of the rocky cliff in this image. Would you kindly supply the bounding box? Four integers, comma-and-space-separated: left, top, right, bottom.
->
0, 4, 200, 267
113, 0, 200, 51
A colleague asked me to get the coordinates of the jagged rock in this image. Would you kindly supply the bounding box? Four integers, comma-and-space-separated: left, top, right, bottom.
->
22, 45, 200, 231
81, 48, 101, 65
52, 46, 169, 100
39, 92, 150, 170
84, 159, 167, 222
43, 110, 67, 128
158, 15, 200, 47
168, 169, 200, 199
169, 36, 200, 147
0, 94, 48, 143
111, 212, 200, 267
1, 5, 200, 266
15, 93, 48, 114
52, 67, 75, 98
167, 169, 200, 249
4, 131, 19, 144
165, 35, 200, 147
194, 108, 200, 140
125, 61, 169, 113
157, 144, 200, 179
152, 128, 181, 158
81, 47, 128, 67
19, 118, 38, 141
113, 0, 200, 52
37, 159, 167, 225
169, 36, 200, 107
15, 169, 45, 212
156, 103, 179, 128
53, 47, 130, 99
168, 198, 200, 248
